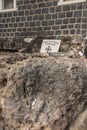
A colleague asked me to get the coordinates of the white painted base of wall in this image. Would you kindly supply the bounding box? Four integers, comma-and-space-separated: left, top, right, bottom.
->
58, 0, 86, 5
0, 8, 17, 12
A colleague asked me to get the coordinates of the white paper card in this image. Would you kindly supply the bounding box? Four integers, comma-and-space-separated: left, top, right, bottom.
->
40, 39, 61, 53
24, 38, 33, 43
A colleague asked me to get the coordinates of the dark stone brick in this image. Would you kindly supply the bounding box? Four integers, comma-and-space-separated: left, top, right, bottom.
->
74, 11, 82, 17
33, 4, 37, 9
77, 18, 81, 23
0, 24, 3, 28
76, 29, 80, 34
68, 24, 73, 29
59, 13, 65, 18
63, 19, 68, 24
17, 28, 22, 31
77, 3, 83, 10
6, 18, 10, 23
63, 5, 70, 11
35, 9, 41, 14
37, 0, 43, 2
56, 6, 61, 12
71, 4, 76, 10
75, 24, 80, 28
53, 1, 57, 6
67, 12, 73, 17
11, 18, 15, 22
23, 28, 27, 31
21, 17, 26, 21
63, 30, 69, 35
46, 2, 52, 7
27, 16, 32, 21
83, 10, 87, 17
41, 21, 48, 26
31, 0, 36, 3
70, 18, 76, 23
33, 15, 39, 20
30, 22, 35, 27
32, 27, 37, 31
3, 13, 8, 17
17, 1, 23, 5
25, 22, 29, 27
83, 2, 87, 9
22, 5, 27, 10
8, 12, 12, 17
45, 14, 51, 20
37, 27, 43, 31
3, 29, 6, 32
7, 28, 11, 32
39, 15, 44, 20
18, 11, 24, 16
36, 21, 40, 26
16, 17, 20, 22
38, 3, 45, 8
27, 28, 31, 31
24, 0, 30, 4
82, 24, 87, 29
48, 20, 54, 25
82, 30, 86, 37
46, 31, 54, 35
82, 18, 87, 23
55, 30, 61, 35
4, 24, 8, 28
52, 13, 58, 19
18, 6, 22, 10
19, 22, 24, 27
27, 4, 32, 9
61, 25, 67, 29
44, 26, 51, 30
25, 10, 30, 15
12, 28, 16, 32
50, 7, 55, 13
9, 23, 13, 27
42, 8, 49, 14
0, 29, 2, 32
13, 12, 17, 17
36, 30, 45, 36
0, 14, 2, 18
70, 29, 75, 34
6, 33, 9, 36
30, 10, 33, 15
2, 19, 6, 23
52, 26, 59, 30
55, 20, 62, 25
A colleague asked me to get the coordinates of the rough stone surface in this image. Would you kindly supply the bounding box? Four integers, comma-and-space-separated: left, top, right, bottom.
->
0, 52, 87, 130
0, 35, 85, 59
60, 35, 85, 58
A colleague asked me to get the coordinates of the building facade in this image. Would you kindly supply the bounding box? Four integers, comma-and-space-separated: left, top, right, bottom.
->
0, 0, 87, 38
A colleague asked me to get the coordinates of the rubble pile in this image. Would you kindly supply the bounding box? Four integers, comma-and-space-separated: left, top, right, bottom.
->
60, 35, 85, 58
0, 37, 28, 51
18, 36, 55, 53
0, 35, 86, 58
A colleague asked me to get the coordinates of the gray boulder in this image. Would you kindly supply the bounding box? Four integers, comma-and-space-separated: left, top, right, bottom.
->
0, 52, 87, 130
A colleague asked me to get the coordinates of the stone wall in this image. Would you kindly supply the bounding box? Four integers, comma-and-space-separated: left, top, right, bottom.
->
0, 0, 87, 38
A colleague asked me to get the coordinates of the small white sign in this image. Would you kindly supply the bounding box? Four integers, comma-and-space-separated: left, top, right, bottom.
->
40, 39, 61, 53
24, 38, 33, 43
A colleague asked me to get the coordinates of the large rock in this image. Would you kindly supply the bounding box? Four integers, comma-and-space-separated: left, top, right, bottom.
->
0, 52, 87, 130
